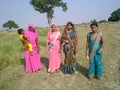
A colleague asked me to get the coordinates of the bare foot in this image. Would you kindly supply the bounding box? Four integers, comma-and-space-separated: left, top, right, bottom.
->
88, 78, 92, 81
50, 71, 55, 74
56, 69, 59, 73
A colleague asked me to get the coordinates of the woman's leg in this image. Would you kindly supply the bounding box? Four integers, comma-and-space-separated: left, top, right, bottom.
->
35, 52, 42, 70
95, 54, 103, 80
48, 49, 56, 73
24, 50, 32, 72
64, 53, 69, 74
55, 46, 61, 72
88, 57, 95, 79
64, 50, 76, 74
30, 53, 38, 72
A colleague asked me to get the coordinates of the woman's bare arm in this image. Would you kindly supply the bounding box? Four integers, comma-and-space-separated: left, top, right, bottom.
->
74, 31, 78, 54
36, 38, 40, 52
100, 34, 105, 51
86, 34, 89, 57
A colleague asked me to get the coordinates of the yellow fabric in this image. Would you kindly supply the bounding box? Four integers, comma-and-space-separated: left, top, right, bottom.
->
20, 35, 23, 40
28, 43, 33, 52
19, 35, 33, 52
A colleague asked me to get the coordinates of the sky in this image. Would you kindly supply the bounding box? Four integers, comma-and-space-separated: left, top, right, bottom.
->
0, 0, 120, 29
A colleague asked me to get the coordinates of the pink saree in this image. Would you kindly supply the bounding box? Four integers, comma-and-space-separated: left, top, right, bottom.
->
46, 25, 61, 72
24, 24, 42, 72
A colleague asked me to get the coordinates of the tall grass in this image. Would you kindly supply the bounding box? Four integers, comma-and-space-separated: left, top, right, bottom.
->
0, 31, 21, 70
37, 28, 48, 47
0, 31, 22, 89
0, 29, 48, 89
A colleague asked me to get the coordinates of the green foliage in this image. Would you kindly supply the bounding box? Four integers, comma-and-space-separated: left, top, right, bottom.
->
37, 28, 48, 47
30, 0, 67, 26
108, 8, 120, 21
3, 20, 19, 30
0, 32, 21, 70
99, 20, 107, 23
91, 19, 98, 23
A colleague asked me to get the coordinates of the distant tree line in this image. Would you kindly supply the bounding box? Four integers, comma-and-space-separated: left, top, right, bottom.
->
108, 8, 120, 21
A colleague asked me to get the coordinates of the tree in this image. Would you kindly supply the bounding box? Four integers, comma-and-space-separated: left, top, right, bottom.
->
30, 0, 67, 27
3, 20, 19, 30
108, 8, 120, 21
91, 19, 97, 23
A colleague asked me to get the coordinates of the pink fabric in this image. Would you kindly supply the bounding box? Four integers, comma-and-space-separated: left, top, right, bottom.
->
46, 24, 61, 72
24, 50, 32, 72
24, 24, 42, 72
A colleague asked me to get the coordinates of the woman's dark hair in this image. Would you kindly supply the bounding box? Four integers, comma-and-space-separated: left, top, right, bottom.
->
91, 22, 98, 28
66, 21, 74, 29
51, 24, 56, 28
18, 29, 23, 34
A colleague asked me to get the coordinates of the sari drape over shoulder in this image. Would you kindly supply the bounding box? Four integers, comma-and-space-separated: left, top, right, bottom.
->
88, 32, 103, 78
24, 24, 42, 72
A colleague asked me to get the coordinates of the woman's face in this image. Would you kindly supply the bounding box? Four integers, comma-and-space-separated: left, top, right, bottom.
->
67, 24, 73, 30
29, 27, 35, 32
91, 25, 98, 33
51, 25, 57, 32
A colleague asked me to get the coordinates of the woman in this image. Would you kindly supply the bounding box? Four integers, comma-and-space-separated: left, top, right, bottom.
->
25, 24, 42, 72
86, 23, 104, 80
46, 24, 61, 73
61, 22, 78, 74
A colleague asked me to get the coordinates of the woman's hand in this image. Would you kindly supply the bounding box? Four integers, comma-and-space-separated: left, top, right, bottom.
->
62, 39, 69, 43
58, 49, 61, 53
30, 51, 33, 55
57, 34, 61, 40
36, 38, 40, 53
85, 50, 90, 59
74, 49, 78, 55
48, 42, 53, 45
37, 48, 40, 53
98, 48, 102, 54
86, 52, 88, 58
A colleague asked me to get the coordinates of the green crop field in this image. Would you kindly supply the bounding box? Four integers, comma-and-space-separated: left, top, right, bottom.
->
0, 22, 120, 90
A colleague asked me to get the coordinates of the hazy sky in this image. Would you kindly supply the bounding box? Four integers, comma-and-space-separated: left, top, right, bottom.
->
0, 0, 120, 29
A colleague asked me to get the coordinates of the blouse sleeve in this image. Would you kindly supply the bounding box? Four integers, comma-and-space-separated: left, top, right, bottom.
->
87, 32, 91, 39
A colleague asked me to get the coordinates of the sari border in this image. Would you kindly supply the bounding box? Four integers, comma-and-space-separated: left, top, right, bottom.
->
89, 32, 101, 61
